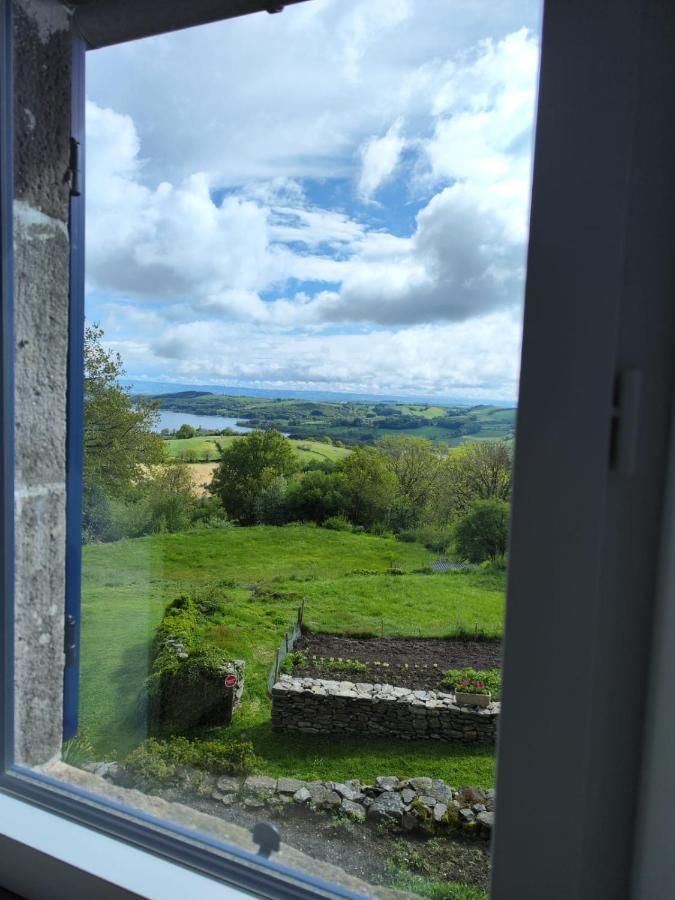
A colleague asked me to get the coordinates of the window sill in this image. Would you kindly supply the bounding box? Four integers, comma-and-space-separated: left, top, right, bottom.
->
0, 790, 248, 899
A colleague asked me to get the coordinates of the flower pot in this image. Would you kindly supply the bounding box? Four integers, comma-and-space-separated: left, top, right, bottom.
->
455, 690, 491, 708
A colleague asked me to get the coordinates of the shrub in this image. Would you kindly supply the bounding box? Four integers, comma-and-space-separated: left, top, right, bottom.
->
455, 499, 509, 563
147, 589, 241, 734
123, 736, 258, 785
323, 515, 353, 531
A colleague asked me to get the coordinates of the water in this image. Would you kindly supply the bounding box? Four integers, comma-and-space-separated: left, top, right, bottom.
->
152, 411, 253, 434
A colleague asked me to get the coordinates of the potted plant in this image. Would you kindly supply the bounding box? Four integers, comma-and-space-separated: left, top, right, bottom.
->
454, 675, 492, 707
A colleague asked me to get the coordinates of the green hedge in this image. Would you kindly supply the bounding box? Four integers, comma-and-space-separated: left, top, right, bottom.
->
147, 590, 243, 734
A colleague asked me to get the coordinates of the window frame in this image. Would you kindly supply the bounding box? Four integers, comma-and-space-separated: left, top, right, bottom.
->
2, 0, 675, 897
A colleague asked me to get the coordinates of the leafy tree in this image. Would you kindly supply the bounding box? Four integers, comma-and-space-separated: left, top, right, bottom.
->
175, 424, 196, 440
84, 325, 165, 497
143, 463, 198, 534
209, 429, 296, 524
337, 446, 397, 528
455, 499, 510, 563
437, 441, 513, 519
285, 470, 343, 523
378, 436, 443, 525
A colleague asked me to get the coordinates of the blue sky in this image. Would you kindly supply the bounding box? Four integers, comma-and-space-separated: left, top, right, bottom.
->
85, 0, 541, 401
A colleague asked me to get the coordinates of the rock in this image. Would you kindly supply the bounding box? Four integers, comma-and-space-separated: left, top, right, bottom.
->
459, 808, 476, 823
220, 794, 235, 806
244, 798, 265, 809
306, 782, 341, 809
367, 792, 403, 823
429, 780, 453, 804
458, 786, 485, 806
417, 795, 437, 810
277, 777, 305, 795
477, 811, 494, 829
472, 803, 486, 813
216, 775, 241, 794
211, 790, 225, 801
332, 780, 365, 802
375, 776, 400, 792
409, 777, 433, 793
242, 775, 277, 796
294, 787, 311, 803
84, 761, 116, 778
433, 803, 449, 823
322, 791, 343, 809
401, 788, 417, 804
341, 799, 366, 821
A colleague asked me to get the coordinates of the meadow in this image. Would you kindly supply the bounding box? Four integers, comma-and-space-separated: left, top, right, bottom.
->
165, 434, 351, 463
80, 525, 504, 786
146, 390, 517, 448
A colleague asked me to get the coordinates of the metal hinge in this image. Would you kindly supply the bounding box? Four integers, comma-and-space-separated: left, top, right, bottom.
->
609, 368, 642, 474
69, 137, 81, 197
64, 613, 78, 667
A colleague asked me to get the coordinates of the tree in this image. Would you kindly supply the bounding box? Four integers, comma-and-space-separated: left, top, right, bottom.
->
84, 325, 165, 500
143, 462, 198, 534
209, 429, 296, 524
455, 499, 510, 563
378, 436, 443, 525
337, 446, 397, 528
437, 440, 513, 519
175, 424, 196, 440
285, 470, 343, 523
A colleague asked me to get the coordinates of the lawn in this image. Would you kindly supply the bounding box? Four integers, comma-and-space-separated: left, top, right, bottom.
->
164, 434, 351, 464
80, 525, 503, 787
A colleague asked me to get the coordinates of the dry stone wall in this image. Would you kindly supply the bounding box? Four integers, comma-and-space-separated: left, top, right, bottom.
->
272, 675, 499, 743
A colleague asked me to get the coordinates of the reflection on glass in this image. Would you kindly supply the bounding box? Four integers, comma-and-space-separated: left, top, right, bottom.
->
70, 3, 542, 895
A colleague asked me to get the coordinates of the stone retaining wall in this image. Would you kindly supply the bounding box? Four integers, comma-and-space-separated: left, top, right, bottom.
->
271, 675, 499, 743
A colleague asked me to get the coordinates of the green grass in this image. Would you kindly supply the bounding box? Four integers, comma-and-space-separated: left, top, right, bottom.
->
80, 525, 502, 787
397, 405, 449, 420
165, 434, 350, 464
284, 572, 504, 638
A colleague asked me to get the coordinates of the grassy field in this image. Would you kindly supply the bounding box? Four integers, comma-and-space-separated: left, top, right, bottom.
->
80, 525, 503, 786
165, 434, 351, 464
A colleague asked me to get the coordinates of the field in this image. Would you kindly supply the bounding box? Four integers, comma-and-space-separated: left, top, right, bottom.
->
142, 390, 516, 448
165, 434, 351, 464
80, 525, 504, 786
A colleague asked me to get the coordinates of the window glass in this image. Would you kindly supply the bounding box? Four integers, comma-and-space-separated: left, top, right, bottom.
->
67, 2, 540, 895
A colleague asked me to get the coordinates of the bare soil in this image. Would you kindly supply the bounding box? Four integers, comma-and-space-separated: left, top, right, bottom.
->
291, 633, 502, 692
159, 784, 491, 893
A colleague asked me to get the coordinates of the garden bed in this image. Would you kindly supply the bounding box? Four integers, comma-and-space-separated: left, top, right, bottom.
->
290, 634, 502, 693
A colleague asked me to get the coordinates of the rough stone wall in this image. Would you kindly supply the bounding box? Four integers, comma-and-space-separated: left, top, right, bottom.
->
13, 0, 72, 766
272, 676, 499, 743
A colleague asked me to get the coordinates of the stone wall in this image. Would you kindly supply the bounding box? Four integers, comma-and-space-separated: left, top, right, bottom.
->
13, 0, 73, 767
272, 675, 499, 743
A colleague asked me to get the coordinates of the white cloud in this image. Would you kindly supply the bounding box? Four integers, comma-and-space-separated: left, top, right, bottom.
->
358, 119, 407, 199
106, 307, 522, 400
85, 1, 541, 397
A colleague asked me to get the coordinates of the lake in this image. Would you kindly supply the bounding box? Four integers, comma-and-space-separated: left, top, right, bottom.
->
153, 411, 253, 434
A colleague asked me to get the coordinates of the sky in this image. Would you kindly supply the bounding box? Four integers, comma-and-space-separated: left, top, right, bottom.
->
85, 0, 542, 402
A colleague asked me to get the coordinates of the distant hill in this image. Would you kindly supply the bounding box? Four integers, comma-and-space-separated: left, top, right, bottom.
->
151, 390, 213, 400
121, 378, 516, 407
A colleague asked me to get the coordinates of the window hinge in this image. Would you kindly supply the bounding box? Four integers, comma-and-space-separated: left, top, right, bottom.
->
64, 613, 78, 667
609, 368, 642, 474
69, 137, 81, 197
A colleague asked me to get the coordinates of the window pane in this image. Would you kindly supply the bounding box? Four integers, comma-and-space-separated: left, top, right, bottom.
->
65, 2, 539, 895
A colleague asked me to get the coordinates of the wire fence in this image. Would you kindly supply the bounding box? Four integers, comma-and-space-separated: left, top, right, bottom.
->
267, 600, 305, 695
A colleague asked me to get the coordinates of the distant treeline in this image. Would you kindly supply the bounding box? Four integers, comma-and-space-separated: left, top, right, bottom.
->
137, 391, 516, 448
